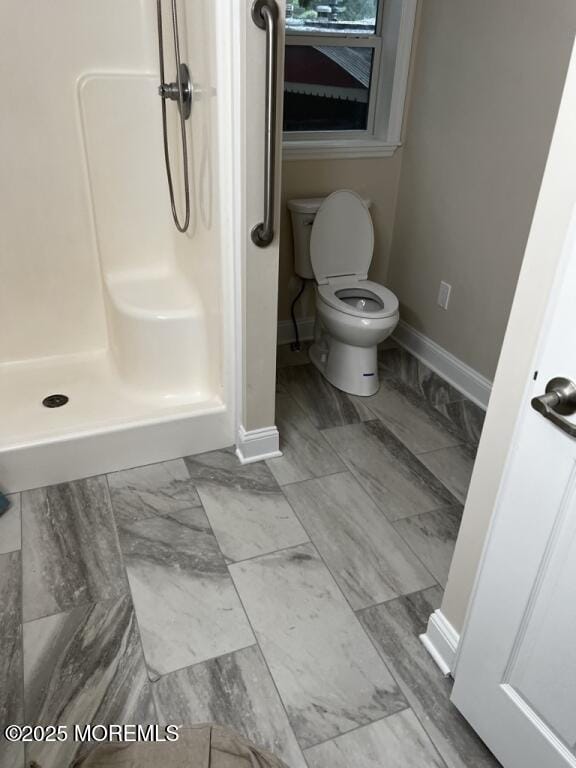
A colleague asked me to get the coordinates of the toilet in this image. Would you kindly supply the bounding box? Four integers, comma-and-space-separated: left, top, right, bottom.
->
288, 190, 400, 396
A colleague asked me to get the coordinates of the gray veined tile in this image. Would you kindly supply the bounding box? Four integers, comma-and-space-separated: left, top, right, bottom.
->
107, 459, 201, 525
23, 594, 155, 768
154, 645, 307, 768
117, 508, 254, 679
393, 506, 463, 587
419, 444, 476, 504
359, 588, 501, 768
184, 449, 308, 562
0, 493, 21, 554
323, 420, 458, 521
379, 347, 465, 408
0, 552, 23, 768
229, 543, 407, 749
277, 363, 373, 429
304, 709, 446, 768
22, 477, 128, 622
361, 377, 464, 454
266, 391, 345, 486
438, 399, 486, 447
0, 550, 21, 630
283, 473, 436, 609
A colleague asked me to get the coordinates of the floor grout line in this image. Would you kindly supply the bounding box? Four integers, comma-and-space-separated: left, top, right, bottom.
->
275, 488, 439, 741
301, 704, 414, 754
354, 592, 455, 768
212, 532, 310, 766
104, 473, 160, 723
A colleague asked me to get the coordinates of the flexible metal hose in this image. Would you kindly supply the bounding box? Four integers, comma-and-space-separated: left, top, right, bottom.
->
156, 0, 190, 233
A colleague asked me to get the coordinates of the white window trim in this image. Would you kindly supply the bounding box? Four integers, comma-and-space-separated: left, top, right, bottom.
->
283, 0, 417, 161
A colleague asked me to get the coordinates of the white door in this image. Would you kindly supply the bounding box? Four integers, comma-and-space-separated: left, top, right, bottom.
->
452, 43, 576, 768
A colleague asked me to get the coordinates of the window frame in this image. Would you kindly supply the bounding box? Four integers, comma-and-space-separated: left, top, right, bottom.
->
283, 0, 418, 160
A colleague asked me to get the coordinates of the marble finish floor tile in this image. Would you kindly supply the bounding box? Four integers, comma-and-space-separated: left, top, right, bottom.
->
380, 347, 465, 408
284, 473, 436, 609
419, 444, 476, 504
323, 420, 458, 521
184, 449, 308, 562
107, 459, 201, 525
154, 645, 307, 768
304, 709, 445, 768
0, 494, 21, 554
277, 363, 373, 429
439, 399, 486, 447
393, 506, 463, 587
229, 543, 407, 749
362, 377, 464, 454
266, 391, 345, 486
359, 588, 500, 768
24, 594, 155, 768
22, 477, 127, 622
118, 508, 254, 679
0, 552, 23, 768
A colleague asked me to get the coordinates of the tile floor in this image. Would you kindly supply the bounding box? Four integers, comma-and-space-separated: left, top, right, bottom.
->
0, 344, 501, 768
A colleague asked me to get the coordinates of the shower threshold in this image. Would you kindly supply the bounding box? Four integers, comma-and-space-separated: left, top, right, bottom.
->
0, 350, 232, 492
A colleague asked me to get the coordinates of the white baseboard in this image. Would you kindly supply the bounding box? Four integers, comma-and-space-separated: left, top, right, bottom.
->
236, 424, 282, 464
420, 609, 460, 676
277, 317, 315, 346
393, 321, 492, 410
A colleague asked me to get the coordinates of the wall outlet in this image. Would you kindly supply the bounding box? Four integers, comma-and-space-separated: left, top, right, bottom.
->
437, 281, 452, 310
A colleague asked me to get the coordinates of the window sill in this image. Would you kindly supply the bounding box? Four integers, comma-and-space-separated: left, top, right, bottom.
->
282, 139, 402, 161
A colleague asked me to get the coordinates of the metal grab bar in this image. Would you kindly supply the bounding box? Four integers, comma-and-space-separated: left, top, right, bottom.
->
251, 0, 280, 248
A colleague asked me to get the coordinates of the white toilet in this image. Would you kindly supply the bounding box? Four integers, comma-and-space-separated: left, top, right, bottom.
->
288, 190, 399, 397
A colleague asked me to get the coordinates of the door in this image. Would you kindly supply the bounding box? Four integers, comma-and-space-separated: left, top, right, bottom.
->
452, 42, 576, 768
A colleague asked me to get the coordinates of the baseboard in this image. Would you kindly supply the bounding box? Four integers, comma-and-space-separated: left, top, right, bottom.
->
393, 321, 492, 410
420, 609, 460, 676
236, 424, 282, 464
277, 317, 315, 346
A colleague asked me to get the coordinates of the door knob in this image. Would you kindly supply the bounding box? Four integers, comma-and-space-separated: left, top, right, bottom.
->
531, 377, 576, 437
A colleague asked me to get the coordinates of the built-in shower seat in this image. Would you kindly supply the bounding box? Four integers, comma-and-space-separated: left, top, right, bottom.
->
105, 269, 208, 397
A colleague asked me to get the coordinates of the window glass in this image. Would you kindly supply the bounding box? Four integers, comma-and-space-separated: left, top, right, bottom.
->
283, 45, 374, 131
286, 1, 378, 35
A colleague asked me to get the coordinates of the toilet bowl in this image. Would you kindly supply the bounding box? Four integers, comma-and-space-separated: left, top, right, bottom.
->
288, 190, 399, 396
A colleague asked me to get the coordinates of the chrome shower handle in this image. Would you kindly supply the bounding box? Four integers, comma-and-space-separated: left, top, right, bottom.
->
251, 0, 280, 248
159, 62, 193, 121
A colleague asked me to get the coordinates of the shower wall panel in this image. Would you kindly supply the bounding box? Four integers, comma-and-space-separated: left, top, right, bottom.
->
0, 0, 157, 364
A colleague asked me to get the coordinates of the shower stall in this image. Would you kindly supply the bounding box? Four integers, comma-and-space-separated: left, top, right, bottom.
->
0, 0, 282, 491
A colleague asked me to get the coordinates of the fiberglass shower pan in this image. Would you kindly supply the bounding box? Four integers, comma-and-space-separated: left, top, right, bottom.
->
0, 0, 236, 491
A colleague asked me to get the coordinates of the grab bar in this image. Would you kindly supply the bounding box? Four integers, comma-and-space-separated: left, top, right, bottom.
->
251, 0, 280, 248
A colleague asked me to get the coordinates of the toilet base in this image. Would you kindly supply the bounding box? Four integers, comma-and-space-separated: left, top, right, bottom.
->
309, 338, 379, 397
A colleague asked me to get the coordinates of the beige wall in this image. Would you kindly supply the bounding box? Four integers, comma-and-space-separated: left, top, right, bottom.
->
388, 0, 576, 380
278, 154, 404, 324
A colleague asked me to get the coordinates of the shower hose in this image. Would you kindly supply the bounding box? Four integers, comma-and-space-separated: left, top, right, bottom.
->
156, 0, 191, 233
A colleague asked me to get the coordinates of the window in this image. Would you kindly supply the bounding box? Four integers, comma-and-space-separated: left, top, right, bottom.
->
283, 0, 417, 159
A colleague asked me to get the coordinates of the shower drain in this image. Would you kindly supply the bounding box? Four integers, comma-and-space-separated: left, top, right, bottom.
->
42, 394, 69, 409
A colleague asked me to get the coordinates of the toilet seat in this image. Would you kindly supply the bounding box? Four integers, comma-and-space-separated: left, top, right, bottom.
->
317, 279, 399, 319
310, 190, 374, 284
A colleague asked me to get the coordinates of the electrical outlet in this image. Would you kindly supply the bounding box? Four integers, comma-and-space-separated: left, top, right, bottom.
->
437, 281, 452, 310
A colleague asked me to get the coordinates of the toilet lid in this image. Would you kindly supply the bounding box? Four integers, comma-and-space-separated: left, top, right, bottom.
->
310, 190, 374, 284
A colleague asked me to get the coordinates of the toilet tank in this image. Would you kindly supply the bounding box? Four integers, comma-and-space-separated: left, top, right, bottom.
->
287, 195, 372, 280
